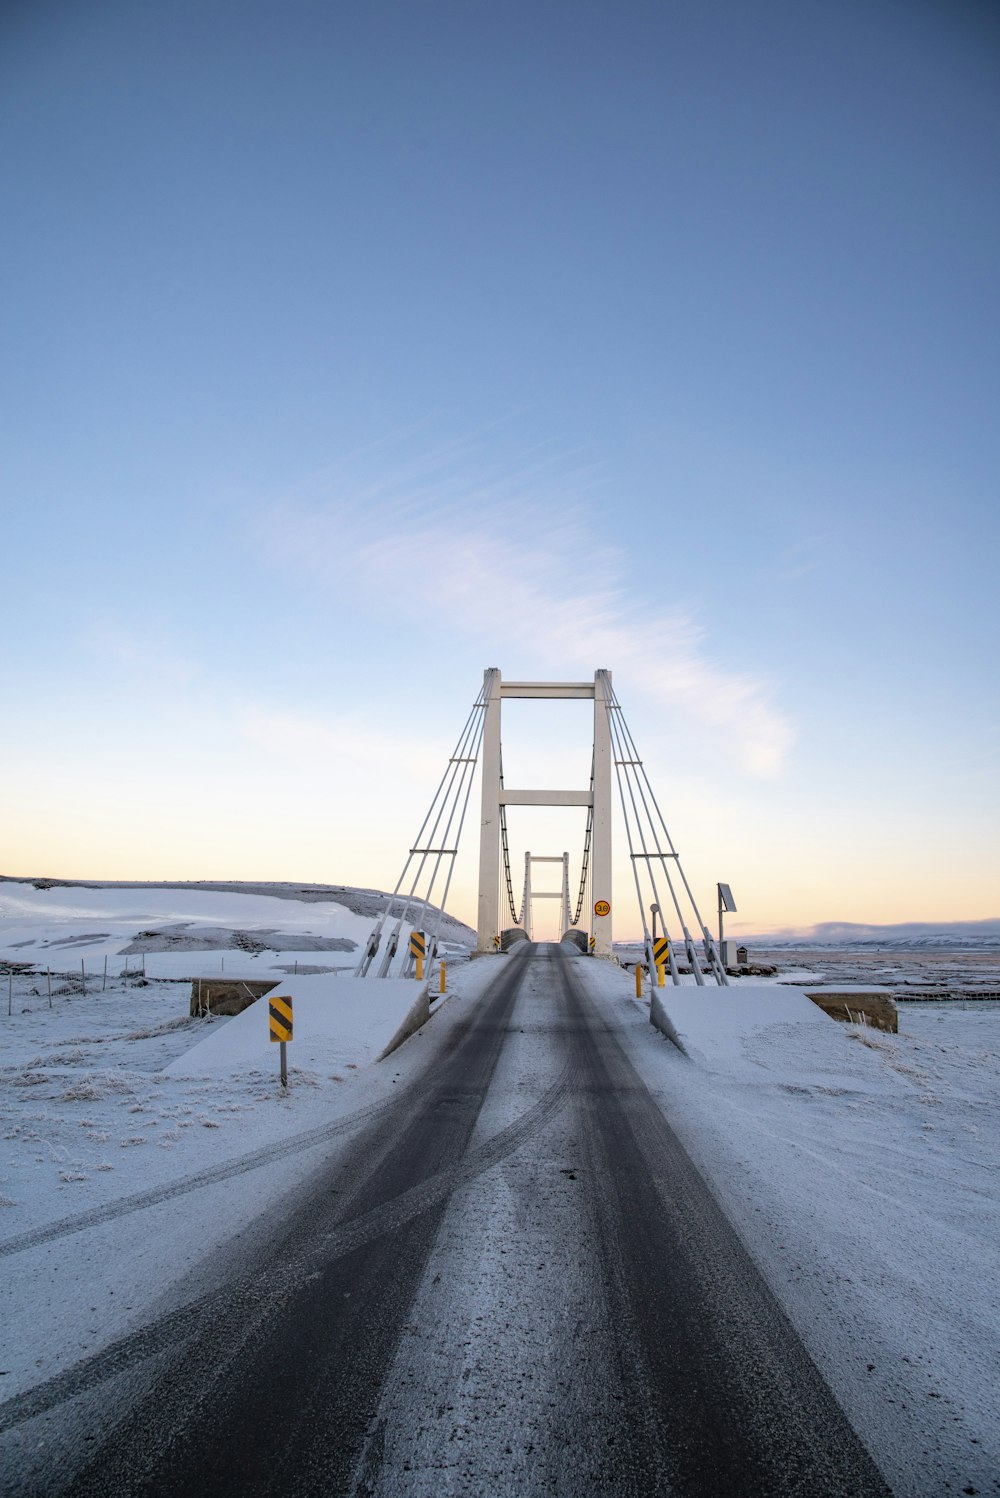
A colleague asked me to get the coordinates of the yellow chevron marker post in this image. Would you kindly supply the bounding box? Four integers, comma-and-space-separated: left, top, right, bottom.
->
653, 936, 670, 987
409, 930, 426, 982
269, 994, 293, 1088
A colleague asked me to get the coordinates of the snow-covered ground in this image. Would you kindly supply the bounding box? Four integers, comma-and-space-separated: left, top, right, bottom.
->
0, 947, 503, 1412
0, 878, 484, 1420
1, 885, 998, 1494
0, 877, 475, 1259
582, 964, 1000, 1496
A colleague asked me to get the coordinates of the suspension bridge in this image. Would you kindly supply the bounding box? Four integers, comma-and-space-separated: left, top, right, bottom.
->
3, 670, 897, 1498
355, 667, 729, 985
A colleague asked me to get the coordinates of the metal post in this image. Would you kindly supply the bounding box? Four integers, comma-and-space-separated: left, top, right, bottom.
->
80, 959, 86, 996
717, 884, 736, 968
102, 955, 107, 992
279, 1040, 288, 1089
477, 668, 502, 951
7, 971, 11, 1016
47, 968, 52, 1007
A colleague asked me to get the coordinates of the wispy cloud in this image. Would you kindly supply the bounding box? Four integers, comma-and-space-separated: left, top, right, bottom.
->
775, 532, 832, 582
85, 618, 202, 694
239, 706, 443, 784
252, 436, 795, 777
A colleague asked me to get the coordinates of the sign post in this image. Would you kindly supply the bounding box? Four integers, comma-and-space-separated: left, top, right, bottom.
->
717, 883, 737, 959
653, 935, 670, 987
409, 930, 426, 981
269, 994, 293, 1089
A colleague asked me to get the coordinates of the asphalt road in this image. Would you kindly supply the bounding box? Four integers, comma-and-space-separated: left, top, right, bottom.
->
11, 945, 892, 1496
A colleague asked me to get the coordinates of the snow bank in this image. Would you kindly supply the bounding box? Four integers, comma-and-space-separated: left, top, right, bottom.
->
163, 977, 429, 1075
650, 981, 830, 1061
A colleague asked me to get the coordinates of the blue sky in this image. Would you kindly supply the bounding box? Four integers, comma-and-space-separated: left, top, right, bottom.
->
1, 0, 997, 937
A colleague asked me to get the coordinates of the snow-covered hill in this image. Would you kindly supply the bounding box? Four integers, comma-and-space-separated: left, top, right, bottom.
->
0, 878, 475, 980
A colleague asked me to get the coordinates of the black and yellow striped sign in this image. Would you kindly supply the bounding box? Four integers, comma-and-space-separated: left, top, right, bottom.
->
409, 930, 425, 960
269, 995, 293, 1042
653, 936, 670, 968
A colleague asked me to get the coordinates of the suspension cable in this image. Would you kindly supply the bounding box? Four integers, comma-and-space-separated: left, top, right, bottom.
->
598, 671, 727, 987
379, 704, 484, 977
420, 707, 489, 965
499, 750, 519, 928
572, 752, 594, 928
356, 680, 488, 976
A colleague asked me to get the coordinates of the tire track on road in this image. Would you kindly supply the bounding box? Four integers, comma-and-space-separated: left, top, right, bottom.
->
0, 990, 492, 1261
0, 1096, 398, 1260
0, 965, 575, 1447
555, 950, 892, 1497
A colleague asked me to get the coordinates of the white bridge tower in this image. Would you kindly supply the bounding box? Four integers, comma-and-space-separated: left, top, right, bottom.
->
477, 669, 613, 956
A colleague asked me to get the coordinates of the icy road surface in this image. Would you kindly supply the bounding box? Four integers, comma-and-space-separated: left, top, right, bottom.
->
2, 945, 894, 1496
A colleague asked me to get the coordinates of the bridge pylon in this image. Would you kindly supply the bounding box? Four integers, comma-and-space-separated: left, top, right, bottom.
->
519, 852, 572, 941
477, 669, 613, 957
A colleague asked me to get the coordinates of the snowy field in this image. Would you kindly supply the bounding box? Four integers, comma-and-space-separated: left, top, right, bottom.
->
1, 882, 998, 1493
0, 949, 502, 1431
0, 878, 478, 1241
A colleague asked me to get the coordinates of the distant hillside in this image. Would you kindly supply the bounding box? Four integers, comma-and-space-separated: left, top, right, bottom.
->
0, 877, 477, 960
750, 918, 1000, 947
0, 876, 474, 939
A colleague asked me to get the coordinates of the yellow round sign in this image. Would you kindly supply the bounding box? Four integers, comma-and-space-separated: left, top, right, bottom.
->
594, 900, 611, 917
